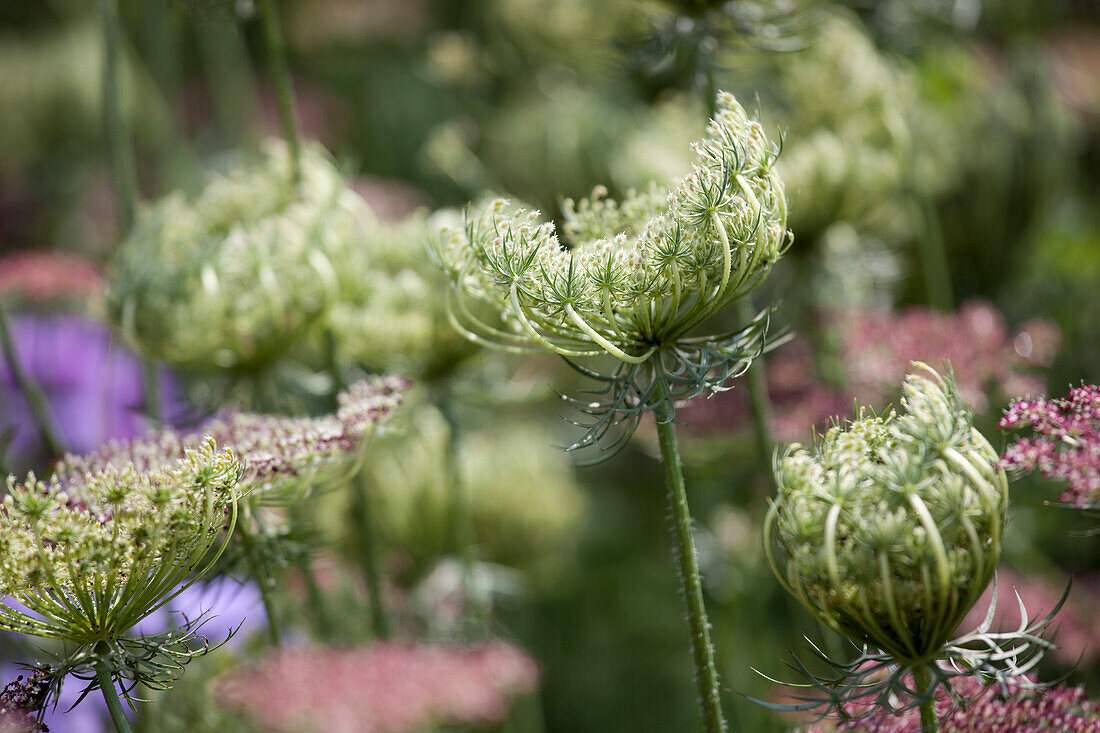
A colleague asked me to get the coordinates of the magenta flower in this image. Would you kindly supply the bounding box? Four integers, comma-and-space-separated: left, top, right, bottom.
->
800, 675, 1100, 732
0, 252, 102, 308
999, 384, 1100, 507
218, 641, 540, 733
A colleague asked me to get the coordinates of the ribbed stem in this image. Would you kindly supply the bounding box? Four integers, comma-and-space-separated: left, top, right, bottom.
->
0, 305, 65, 458
913, 664, 939, 733
256, 0, 301, 182
352, 472, 391, 638
656, 411, 727, 733
95, 662, 133, 733
736, 296, 774, 467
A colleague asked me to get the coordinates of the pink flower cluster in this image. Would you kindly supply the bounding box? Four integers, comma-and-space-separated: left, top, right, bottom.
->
56, 375, 409, 489
802, 675, 1100, 732
218, 641, 540, 733
0, 251, 102, 306
837, 301, 1058, 413
999, 384, 1100, 507
684, 302, 1058, 442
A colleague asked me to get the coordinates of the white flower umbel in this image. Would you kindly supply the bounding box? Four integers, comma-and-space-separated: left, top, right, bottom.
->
0, 439, 242, 728
437, 92, 790, 451
109, 140, 369, 372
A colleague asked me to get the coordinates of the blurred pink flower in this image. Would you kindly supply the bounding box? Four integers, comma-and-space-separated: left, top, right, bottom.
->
1000, 384, 1100, 507
0, 252, 101, 306
219, 641, 539, 733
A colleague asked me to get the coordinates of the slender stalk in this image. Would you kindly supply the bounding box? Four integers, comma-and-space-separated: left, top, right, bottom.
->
916, 192, 954, 311
239, 520, 283, 647
0, 305, 65, 458
439, 394, 487, 637
98, 0, 137, 233
913, 664, 939, 732
352, 471, 391, 638
656, 409, 727, 733
95, 661, 133, 733
736, 297, 774, 468
256, 0, 301, 182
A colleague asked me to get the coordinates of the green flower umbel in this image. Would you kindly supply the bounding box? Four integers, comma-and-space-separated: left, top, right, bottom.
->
0, 439, 241, 723
762, 366, 1053, 730
437, 91, 790, 449
108, 140, 368, 372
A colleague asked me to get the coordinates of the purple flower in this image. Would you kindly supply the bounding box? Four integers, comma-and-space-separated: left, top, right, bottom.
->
999, 384, 1100, 507
0, 313, 181, 468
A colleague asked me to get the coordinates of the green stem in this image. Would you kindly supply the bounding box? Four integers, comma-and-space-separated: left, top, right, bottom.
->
98, 0, 137, 233
352, 472, 391, 638
916, 192, 954, 311
240, 522, 283, 647
656, 410, 727, 733
256, 0, 301, 182
913, 664, 939, 733
0, 304, 65, 458
95, 661, 133, 733
439, 394, 487, 637
735, 297, 774, 469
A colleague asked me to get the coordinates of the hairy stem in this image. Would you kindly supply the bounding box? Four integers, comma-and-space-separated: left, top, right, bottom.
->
95, 662, 133, 733
913, 664, 939, 733
352, 471, 391, 638
656, 410, 727, 733
257, 0, 301, 182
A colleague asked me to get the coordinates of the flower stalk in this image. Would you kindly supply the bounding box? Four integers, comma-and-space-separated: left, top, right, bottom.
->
913, 664, 938, 733
95, 660, 133, 733
0, 304, 65, 458
656, 405, 726, 733
257, 0, 301, 183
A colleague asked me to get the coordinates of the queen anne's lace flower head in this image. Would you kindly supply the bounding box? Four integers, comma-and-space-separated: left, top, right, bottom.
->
108, 140, 369, 372
437, 92, 789, 450
766, 365, 1008, 664
0, 438, 241, 646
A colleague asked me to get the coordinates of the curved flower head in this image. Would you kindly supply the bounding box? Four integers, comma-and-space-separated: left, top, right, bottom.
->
437, 92, 789, 450
108, 139, 369, 372
766, 365, 1007, 664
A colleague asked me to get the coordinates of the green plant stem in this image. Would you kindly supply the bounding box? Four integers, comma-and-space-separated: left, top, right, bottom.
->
0, 304, 65, 458
913, 664, 939, 733
352, 472, 391, 638
98, 0, 137, 233
240, 522, 283, 647
257, 0, 301, 182
656, 412, 727, 733
439, 394, 487, 637
95, 662, 133, 733
916, 192, 954, 311
736, 296, 774, 467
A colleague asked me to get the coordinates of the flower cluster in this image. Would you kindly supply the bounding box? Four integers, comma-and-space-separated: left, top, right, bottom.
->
55, 376, 408, 502
761, 366, 1043, 721
108, 139, 369, 371
999, 384, 1100, 508
0, 671, 48, 733
768, 366, 1008, 664
684, 302, 1058, 442
0, 438, 241, 646
838, 302, 1059, 413
437, 92, 789, 449
438, 91, 787, 362
801, 674, 1100, 732
218, 641, 540, 733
